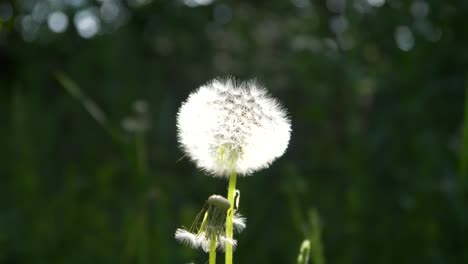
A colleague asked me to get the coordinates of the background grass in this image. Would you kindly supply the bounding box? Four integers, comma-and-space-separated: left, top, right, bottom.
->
1, 0, 468, 263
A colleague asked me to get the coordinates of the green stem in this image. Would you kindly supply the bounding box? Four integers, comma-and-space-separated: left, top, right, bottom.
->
225, 171, 237, 264
309, 209, 325, 264
135, 131, 147, 188
461, 78, 468, 196
209, 237, 217, 264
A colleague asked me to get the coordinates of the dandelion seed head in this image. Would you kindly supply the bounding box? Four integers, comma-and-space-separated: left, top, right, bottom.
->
177, 78, 291, 177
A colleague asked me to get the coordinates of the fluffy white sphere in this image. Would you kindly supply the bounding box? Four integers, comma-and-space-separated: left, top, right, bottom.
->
177, 78, 291, 177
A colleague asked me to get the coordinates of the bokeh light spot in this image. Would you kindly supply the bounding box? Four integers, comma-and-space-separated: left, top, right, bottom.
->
291, 0, 310, 9
326, 0, 346, 13
213, 4, 232, 25
367, 0, 385, 8
19, 15, 40, 42
395, 25, 414, 51
127, 0, 152, 8
0, 2, 13, 22
48, 11, 69, 33
74, 9, 100, 38
32, 1, 50, 22
411, 0, 429, 19
184, 0, 213, 7
100, 1, 120, 23
64, 0, 86, 8
329, 16, 348, 34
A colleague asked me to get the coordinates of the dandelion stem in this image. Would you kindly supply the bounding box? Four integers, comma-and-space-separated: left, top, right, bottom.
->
209, 237, 217, 264
225, 171, 237, 264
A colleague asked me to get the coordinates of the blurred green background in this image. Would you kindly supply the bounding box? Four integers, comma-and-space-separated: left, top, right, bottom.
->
1, 0, 468, 263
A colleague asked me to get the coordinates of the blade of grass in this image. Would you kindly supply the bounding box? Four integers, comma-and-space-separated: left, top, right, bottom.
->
308, 209, 325, 264
460, 79, 468, 196
286, 188, 307, 234
55, 72, 125, 145
297, 239, 310, 264
56, 72, 173, 263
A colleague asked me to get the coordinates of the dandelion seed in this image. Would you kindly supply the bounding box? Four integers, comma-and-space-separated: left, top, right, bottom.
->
175, 228, 203, 249
177, 77, 291, 177
175, 229, 237, 252
217, 235, 237, 252
232, 213, 246, 233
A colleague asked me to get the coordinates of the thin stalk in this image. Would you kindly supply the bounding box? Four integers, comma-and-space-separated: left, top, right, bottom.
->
209, 237, 217, 264
225, 171, 237, 264
55, 72, 124, 145
309, 209, 325, 264
461, 78, 468, 196
135, 131, 148, 188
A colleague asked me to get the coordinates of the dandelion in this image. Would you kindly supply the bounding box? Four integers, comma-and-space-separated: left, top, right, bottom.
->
177, 78, 291, 264
175, 195, 246, 254
177, 78, 291, 177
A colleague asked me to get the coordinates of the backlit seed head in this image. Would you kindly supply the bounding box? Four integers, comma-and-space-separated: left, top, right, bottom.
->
177, 77, 291, 177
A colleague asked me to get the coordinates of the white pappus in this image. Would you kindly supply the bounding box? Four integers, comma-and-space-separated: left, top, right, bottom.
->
177, 78, 291, 177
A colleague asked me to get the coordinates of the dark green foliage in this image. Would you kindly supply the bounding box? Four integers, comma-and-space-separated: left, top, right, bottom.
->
1, 1, 468, 263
